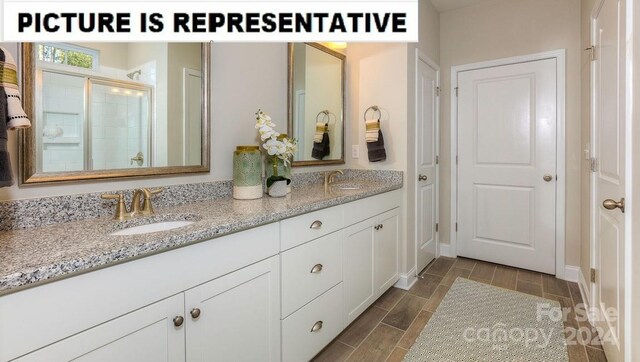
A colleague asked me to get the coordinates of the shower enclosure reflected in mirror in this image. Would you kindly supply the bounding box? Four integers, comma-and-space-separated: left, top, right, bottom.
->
20, 42, 210, 184
287, 43, 345, 166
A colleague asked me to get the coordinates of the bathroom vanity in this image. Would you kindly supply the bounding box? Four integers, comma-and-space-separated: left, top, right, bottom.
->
0, 173, 402, 362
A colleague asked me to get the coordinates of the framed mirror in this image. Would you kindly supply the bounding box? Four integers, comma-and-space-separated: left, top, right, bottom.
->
20, 42, 211, 184
287, 43, 345, 166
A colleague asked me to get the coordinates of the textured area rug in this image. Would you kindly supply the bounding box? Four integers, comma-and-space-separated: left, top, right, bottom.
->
404, 278, 569, 362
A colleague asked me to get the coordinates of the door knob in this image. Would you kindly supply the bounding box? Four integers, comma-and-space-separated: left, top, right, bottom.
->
543, 175, 554, 182
418, 174, 428, 181
603, 198, 625, 213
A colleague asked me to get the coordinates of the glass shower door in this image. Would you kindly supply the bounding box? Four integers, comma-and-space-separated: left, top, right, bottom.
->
90, 81, 152, 170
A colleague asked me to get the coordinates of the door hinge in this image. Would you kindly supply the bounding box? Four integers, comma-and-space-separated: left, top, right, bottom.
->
590, 268, 597, 283
456, 155, 459, 165
436, 223, 439, 232
455, 87, 459, 97
585, 46, 596, 61
436, 155, 439, 165
436, 86, 441, 96
590, 157, 599, 172
455, 223, 458, 232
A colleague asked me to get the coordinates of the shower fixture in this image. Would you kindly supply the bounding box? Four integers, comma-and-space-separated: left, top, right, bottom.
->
127, 69, 142, 80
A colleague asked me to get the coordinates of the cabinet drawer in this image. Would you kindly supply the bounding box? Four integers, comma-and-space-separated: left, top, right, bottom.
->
343, 189, 401, 226
282, 283, 344, 362
280, 206, 344, 250
281, 232, 342, 317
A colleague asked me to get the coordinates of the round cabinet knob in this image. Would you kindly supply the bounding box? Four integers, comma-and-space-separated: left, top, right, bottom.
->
310, 321, 323, 332
603, 198, 625, 213
418, 174, 428, 181
190, 308, 201, 319
173, 316, 184, 327
543, 175, 554, 182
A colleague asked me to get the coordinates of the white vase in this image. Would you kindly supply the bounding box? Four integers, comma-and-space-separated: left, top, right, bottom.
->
268, 180, 288, 197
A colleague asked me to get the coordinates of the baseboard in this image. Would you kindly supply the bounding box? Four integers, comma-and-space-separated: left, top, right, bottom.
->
394, 267, 417, 290
439, 243, 453, 258
577, 266, 591, 308
563, 265, 580, 283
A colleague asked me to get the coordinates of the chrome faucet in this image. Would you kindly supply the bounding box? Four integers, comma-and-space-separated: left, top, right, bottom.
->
324, 170, 344, 188
101, 187, 163, 220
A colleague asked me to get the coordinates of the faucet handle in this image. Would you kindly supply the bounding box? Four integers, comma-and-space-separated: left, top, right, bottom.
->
100, 193, 129, 220
146, 188, 163, 196
100, 193, 123, 201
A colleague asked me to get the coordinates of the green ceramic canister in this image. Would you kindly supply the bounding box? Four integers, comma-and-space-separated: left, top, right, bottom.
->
233, 146, 263, 200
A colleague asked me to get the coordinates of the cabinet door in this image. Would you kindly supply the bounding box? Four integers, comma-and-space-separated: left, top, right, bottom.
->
15, 294, 185, 362
185, 256, 280, 362
343, 218, 376, 325
375, 208, 400, 295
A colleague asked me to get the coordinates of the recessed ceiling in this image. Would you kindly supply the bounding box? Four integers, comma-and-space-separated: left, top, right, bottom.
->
430, 0, 491, 13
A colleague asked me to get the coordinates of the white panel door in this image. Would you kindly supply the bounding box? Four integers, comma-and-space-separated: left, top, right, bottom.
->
592, 0, 625, 359
15, 294, 185, 362
416, 57, 439, 273
185, 256, 281, 362
457, 58, 557, 274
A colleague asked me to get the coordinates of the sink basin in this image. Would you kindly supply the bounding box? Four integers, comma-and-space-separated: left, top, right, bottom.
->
332, 183, 362, 190
111, 221, 194, 236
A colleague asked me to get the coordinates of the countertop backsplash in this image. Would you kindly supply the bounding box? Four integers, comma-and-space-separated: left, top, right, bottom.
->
0, 169, 402, 232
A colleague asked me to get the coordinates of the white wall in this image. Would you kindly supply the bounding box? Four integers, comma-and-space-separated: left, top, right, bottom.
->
438, 0, 582, 267
0, 42, 287, 201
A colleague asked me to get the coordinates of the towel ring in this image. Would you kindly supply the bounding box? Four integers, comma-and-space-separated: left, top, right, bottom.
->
316, 110, 336, 125
363, 106, 381, 123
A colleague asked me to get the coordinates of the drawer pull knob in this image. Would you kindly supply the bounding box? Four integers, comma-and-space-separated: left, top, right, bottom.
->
173, 316, 184, 327
310, 220, 323, 229
310, 264, 323, 273
310, 321, 323, 332
190, 308, 201, 319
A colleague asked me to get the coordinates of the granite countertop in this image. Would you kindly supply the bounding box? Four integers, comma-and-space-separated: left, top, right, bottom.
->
0, 178, 402, 295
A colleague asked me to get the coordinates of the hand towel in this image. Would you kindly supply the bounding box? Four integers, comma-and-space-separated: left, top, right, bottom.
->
0, 85, 11, 187
365, 119, 380, 142
311, 131, 330, 160
313, 122, 327, 143
0, 46, 31, 130
367, 129, 387, 162
1, 47, 32, 187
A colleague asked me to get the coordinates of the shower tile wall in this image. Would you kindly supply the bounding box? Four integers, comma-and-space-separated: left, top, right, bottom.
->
41, 71, 85, 172
91, 85, 149, 170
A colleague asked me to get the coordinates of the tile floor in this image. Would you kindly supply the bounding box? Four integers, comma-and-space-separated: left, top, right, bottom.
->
312, 257, 607, 362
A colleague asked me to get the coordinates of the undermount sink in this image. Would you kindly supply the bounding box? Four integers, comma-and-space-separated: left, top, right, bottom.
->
332, 183, 362, 190
111, 221, 195, 236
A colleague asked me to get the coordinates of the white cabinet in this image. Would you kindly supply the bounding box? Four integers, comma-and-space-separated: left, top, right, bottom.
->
343, 208, 400, 324
1, 190, 402, 362
185, 256, 280, 362
15, 294, 185, 362
375, 209, 400, 295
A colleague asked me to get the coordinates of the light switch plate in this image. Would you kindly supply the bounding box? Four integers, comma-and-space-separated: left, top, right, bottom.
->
352, 145, 359, 159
